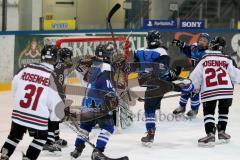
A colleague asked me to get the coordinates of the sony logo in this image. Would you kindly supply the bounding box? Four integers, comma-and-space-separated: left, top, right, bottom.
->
181, 21, 203, 28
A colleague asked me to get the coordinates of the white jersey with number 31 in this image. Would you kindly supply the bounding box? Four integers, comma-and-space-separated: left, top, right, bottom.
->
190, 51, 240, 102
12, 63, 64, 130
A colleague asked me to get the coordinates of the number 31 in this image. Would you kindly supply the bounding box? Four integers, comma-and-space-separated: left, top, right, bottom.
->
20, 84, 44, 111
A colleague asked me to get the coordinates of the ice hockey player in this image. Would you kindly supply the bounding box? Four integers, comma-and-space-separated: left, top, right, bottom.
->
43, 47, 73, 152
172, 33, 211, 118
134, 30, 190, 147
0, 45, 65, 160
189, 36, 240, 147
70, 43, 119, 160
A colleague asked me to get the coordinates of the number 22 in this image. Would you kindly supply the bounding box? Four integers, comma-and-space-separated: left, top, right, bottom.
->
205, 67, 228, 87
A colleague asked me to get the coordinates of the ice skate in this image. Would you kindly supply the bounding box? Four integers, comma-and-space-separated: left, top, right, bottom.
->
186, 109, 198, 118
70, 144, 85, 159
43, 143, 61, 152
217, 130, 231, 144
91, 148, 105, 160
55, 138, 68, 147
173, 106, 186, 115
198, 133, 215, 147
141, 129, 155, 147
0, 148, 9, 160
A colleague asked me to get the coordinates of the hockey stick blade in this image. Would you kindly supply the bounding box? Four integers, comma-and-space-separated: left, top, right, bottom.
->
138, 93, 184, 102
107, 3, 121, 22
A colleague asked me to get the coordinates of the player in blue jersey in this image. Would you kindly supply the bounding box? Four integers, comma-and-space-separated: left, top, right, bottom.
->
172, 33, 211, 118
134, 30, 188, 146
70, 43, 119, 160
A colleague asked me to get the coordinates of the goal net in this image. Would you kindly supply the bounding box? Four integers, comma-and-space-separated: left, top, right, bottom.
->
44, 35, 133, 130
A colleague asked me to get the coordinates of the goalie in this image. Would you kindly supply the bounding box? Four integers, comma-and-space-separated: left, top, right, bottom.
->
70, 43, 119, 160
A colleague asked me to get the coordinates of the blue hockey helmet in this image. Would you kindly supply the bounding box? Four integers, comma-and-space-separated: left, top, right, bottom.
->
199, 33, 211, 43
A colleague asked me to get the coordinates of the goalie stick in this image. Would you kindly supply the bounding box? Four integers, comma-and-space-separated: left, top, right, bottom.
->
65, 116, 129, 160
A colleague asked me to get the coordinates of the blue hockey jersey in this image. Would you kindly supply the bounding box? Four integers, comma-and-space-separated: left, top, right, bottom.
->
134, 47, 170, 81
81, 60, 115, 112
180, 42, 207, 67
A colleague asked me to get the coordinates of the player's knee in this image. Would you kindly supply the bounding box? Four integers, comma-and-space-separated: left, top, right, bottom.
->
9, 130, 24, 141
101, 125, 114, 134
80, 123, 93, 132
28, 129, 48, 140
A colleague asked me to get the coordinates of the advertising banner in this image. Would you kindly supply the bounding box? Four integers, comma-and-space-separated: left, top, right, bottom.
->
143, 19, 177, 29
180, 20, 205, 29
43, 19, 76, 30
14, 31, 240, 74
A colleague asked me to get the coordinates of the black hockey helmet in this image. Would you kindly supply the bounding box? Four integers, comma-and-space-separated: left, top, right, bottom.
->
146, 30, 163, 48
209, 36, 226, 51
95, 43, 114, 62
57, 47, 73, 67
41, 45, 58, 62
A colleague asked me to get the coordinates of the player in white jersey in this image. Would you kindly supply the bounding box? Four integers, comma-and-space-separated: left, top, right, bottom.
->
0, 45, 65, 160
189, 36, 240, 147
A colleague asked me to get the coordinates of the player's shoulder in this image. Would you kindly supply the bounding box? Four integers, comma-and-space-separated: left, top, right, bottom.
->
151, 47, 168, 56
191, 42, 198, 47
202, 50, 227, 57
54, 62, 64, 70
26, 63, 54, 73
136, 47, 145, 51
135, 47, 145, 53
54, 62, 65, 74
190, 42, 198, 50
201, 50, 232, 61
100, 62, 112, 72
93, 61, 112, 72
135, 47, 168, 56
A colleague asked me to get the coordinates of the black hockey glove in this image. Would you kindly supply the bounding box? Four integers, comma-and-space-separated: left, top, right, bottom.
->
138, 72, 155, 86
172, 39, 186, 48
104, 92, 119, 111
169, 66, 182, 81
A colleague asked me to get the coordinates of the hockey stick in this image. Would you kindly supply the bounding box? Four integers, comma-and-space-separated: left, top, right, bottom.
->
107, 3, 121, 54
107, 4, 133, 104
106, 3, 122, 133
65, 116, 129, 160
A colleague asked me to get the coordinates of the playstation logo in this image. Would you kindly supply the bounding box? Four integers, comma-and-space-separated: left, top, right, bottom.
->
147, 20, 153, 27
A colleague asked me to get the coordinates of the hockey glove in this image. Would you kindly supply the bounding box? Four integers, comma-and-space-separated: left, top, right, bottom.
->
138, 72, 154, 86
172, 78, 193, 92
104, 92, 119, 111
169, 66, 182, 81
172, 39, 186, 48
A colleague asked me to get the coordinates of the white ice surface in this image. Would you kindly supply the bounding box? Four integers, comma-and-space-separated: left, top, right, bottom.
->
1, 85, 240, 160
